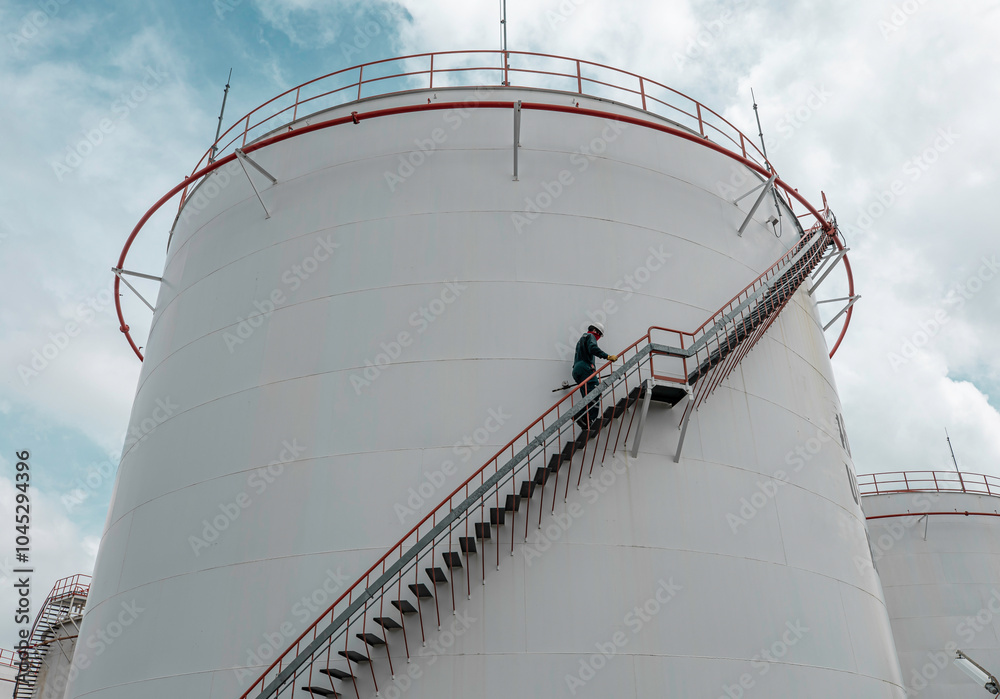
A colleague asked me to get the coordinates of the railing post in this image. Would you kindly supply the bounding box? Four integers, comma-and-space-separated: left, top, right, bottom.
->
357, 65, 364, 101
576, 60, 582, 94
696, 103, 705, 137
292, 86, 300, 122
959, 470, 966, 492
640, 77, 647, 111
429, 53, 434, 89
242, 114, 250, 146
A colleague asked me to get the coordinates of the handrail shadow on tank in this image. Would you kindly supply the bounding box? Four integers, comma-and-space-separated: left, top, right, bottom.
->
238, 224, 836, 699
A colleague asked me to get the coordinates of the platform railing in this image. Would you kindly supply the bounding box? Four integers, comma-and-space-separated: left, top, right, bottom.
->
858, 471, 1000, 497
181, 50, 776, 211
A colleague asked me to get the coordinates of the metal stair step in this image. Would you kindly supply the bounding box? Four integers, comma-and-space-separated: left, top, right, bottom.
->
373, 617, 402, 630
533, 467, 550, 485
490, 508, 505, 526
562, 440, 578, 457
301, 686, 339, 697
337, 650, 369, 663
573, 431, 589, 448
547, 453, 563, 472
474, 522, 491, 540
459, 537, 477, 554
320, 668, 354, 680
504, 494, 521, 511
442, 551, 463, 569
408, 583, 433, 598
391, 599, 418, 614
426, 567, 448, 583
519, 480, 536, 498
356, 633, 386, 646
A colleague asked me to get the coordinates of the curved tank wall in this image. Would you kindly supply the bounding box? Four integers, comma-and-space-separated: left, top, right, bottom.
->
67, 84, 902, 698
863, 490, 1000, 697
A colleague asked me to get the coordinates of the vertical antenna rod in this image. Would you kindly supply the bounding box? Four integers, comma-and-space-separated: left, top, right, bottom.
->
209, 68, 233, 164
751, 87, 783, 231
946, 428, 960, 472
946, 427, 966, 492
500, 0, 509, 85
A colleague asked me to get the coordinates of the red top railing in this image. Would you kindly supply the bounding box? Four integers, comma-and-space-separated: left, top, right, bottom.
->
114, 53, 856, 365
858, 471, 1000, 497
189, 50, 774, 191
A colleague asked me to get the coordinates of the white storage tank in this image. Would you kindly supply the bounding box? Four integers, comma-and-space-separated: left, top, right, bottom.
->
860, 471, 1000, 697
69, 52, 900, 699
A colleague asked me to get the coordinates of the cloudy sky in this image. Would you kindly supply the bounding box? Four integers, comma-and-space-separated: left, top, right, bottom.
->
1, 0, 997, 646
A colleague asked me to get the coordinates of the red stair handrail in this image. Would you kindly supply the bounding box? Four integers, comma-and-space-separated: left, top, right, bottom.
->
238, 224, 835, 699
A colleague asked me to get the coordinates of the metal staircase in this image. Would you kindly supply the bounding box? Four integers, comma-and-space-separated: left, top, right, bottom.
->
239, 224, 836, 699
13, 574, 90, 699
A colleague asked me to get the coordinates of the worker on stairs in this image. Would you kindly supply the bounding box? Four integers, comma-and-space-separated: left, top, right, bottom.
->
572, 322, 618, 430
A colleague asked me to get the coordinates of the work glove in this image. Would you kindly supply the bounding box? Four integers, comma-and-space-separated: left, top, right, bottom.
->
608, 354, 618, 362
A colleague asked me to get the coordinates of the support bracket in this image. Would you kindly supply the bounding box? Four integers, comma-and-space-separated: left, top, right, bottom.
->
809, 246, 849, 295
512, 101, 521, 181
823, 295, 861, 331
736, 173, 776, 237
629, 379, 654, 459
235, 148, 277, 219
673, 392, 696, 463
112, 267, 162, 282
112, 267, 156, 312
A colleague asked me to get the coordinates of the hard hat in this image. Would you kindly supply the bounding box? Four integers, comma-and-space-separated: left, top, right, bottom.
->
589, 322, 605, 335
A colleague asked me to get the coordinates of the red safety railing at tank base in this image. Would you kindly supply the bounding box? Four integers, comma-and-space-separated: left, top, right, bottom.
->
239, 220, 836, 699
115, 91, 855, 365
13, 574, 91, 699
858, 471, 1000, 498
0, 648, 16, 668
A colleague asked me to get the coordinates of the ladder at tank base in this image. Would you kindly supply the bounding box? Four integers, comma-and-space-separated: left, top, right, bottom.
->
13, 574, 90, 699
240, 225, 835, 699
